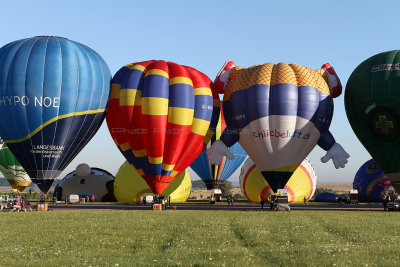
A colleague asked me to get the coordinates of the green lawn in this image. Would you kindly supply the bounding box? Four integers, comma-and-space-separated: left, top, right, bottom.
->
0, 210, 398, 266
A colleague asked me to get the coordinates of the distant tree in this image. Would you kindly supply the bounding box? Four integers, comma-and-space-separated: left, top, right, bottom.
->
191, 180, 207, 189
233, 193, 246, 200
220, 181, 233, 197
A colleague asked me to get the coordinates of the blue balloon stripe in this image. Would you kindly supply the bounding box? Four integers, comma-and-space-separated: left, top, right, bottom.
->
229, 83, 324, 125
141, 75, 169, 99
193, 94, 213, 121
121, 68, 145, 90
297, 86, 320, 122
169, 83, 194, 109
58, 40, 79, 117
247, 84, 270, 122
270, 83, 299, 116
226, 89, 249, 130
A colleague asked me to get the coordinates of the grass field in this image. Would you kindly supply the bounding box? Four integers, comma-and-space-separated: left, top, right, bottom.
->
0, 210, 399, 266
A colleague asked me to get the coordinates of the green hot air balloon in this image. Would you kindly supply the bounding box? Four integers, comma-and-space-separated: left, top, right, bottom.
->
0, 139, 31, 192
345, 50, 400, 192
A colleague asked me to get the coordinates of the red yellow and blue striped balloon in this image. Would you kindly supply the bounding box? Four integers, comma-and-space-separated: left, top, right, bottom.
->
106, 60, 219, 194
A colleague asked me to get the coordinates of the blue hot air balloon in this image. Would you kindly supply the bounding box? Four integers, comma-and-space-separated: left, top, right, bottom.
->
353, 159, 396, 202
190, 105, 247, 189
0, 36, 111, 193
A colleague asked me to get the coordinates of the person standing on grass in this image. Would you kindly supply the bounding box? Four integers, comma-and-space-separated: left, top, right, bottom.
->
231, 196, 234, 206
91, 194, 95, 202
86, 195, 90, 203
260, 199, 265, 210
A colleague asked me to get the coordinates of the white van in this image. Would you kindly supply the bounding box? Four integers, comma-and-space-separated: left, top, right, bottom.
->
67, 194, 80, 204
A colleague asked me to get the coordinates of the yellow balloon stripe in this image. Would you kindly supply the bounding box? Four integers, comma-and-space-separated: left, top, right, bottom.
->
136, 168, 145, 176
144, 69, 169, 79
133, 149, 147, 157
120, 89, 142, 106
203, 129, 215, 145
169, 77, 193, 86
168, 107, 194, 125
171, 170, 179, 177
119, 142, 131, 152
6, 108, 106, 144
126, 64, 146, 72
142, 97, 169, 115
162, 163, 175, 171
110, 83, 121, 99
269, 164, 298, 172
7, 180, 31, 187
148, 156, 163, 164
194, 87, 212, 96
190, 118, 209, 136
216, 113, 222, 139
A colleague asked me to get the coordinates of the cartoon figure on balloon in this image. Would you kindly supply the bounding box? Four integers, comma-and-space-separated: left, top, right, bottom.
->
207, 61, 350, 192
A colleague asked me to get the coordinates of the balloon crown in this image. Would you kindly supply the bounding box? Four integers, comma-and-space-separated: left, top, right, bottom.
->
34, 36, 68, 39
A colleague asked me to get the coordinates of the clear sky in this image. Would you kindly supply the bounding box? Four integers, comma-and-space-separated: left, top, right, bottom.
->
1, 0, 399, 184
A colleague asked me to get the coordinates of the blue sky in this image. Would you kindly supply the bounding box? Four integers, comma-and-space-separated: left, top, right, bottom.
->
1, 0, 399, 184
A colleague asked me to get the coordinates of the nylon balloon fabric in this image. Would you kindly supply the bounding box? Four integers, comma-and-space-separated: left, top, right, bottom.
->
190, 104, 247, 189
0, 138, 31, 192
353, 159, 396, 202
114, 161, 192, 203
239, 157, 317, 203
345, 50, 400, 192
0, 36, 111, 193
220, 62, 338, 192
106, 60, 219, 194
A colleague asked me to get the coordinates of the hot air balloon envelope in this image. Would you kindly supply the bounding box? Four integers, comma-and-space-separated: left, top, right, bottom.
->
107, 60, 218, 194
353, 159, 396, 202
345, 50, 400, 192
190, 105, 247, 189
240, 157, 317, 203
0, 141, 31, 192
114, 161, 192, 203
0, 36, 111, 193
212, 61, 347, 192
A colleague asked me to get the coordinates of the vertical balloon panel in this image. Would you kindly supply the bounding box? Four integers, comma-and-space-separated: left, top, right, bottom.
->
0, 36, 111, 193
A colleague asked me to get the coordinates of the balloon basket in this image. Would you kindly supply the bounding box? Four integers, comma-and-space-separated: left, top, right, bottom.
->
37, 203, 48, 212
